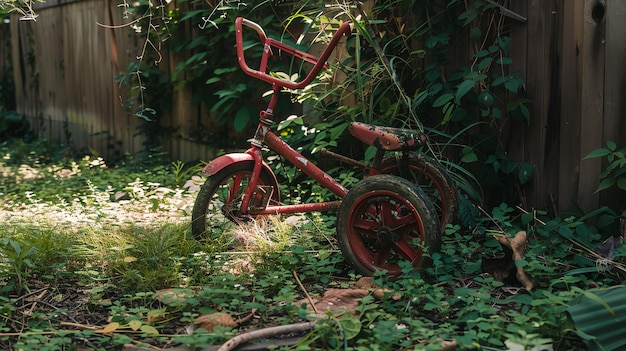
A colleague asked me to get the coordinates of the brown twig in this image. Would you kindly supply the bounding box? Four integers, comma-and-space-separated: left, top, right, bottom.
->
292, 270, 319, 315
59, 321, 98, 330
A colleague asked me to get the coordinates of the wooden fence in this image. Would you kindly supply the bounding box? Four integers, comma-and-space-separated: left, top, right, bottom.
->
9, 0, 143, 158
507, 0, 625, 214
1, 15, 13, 108
5, 0, 626, 214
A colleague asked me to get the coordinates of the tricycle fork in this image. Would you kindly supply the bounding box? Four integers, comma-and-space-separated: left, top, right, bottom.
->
238, 146, 266, 215
235, 130, 349, 216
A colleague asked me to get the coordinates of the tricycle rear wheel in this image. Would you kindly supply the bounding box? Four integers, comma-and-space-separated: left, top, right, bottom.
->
336, 174, 440, 276
379, 153, 459, 231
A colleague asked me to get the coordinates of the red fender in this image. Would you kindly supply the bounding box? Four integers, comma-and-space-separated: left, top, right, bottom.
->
202, 153, 278, 186
202, 153, 270, 175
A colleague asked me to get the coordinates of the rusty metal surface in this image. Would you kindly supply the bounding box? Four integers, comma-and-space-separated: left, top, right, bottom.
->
348, 122, 427, 151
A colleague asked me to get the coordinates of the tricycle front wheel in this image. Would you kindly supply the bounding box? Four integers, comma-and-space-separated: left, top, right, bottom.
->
191, 162, 280, 242
336, 174, 441, 276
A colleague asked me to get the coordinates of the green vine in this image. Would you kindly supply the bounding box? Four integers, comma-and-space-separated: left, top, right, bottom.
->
115, 0, 535, 219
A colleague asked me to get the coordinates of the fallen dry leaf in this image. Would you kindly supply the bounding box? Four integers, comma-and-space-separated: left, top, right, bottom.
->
195, 313, 237, 331
296, 288, 369, 316
354, 277, 401, 300
495, 231, 534, 290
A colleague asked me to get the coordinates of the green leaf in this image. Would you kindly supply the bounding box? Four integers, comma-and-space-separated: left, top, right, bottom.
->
426, 67, 441, 82
607, 140, 617, 151
504, 78, 520, 93
433, 93, 454, 107
498, 36, 511, 54
185, 52, 208, 65
497, 57, 513, 65
596, 178, 616, 193
566, 267, 603, 276
339, 313, 361, 340
278, 116, 302, 131
458, 8, 477, 26
441, 102, 455, 125
214, 67, 238, 75
140, 325, 159, 335
379, 96, 392, 113
414, 90, 429, 107
474, 49, 490, 58
492, 107, 502, 119
456, 80, 475, 103
234, 106, 252, 131
491, 75, 507, 87
478, 56, 493, 71
518, 162, 534, 184
9, 240, 21, 255
515, 259, 528, 267
128, 320, 142, 331
470, 27, 482, 41
521, 212, 534, 225
179, 10, 208, 22
461, 146, 478, 163
584, 148, 611, 159
617, 177, 626, 191
187, 36, 209, 50
330, 123, 348, 140
464, 72, 488, 81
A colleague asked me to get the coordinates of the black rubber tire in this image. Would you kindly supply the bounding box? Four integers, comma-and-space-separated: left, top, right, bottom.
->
191, 162, 279, 241
336, 174, 441, 276
379, 153, 459, 231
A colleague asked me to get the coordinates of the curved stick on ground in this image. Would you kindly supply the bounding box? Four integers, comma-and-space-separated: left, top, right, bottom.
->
217, 321, 316, 351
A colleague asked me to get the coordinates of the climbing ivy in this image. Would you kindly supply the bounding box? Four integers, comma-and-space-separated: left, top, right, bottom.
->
117, 0, 534, 216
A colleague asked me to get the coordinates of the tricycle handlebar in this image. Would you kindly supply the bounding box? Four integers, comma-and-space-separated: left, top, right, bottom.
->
235, 17, 352, 90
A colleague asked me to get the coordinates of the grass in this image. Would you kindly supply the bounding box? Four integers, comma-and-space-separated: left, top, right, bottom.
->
1, 138, 625, 350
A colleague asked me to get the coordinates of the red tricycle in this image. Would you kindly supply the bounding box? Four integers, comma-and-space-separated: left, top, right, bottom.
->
192, 17, 459, 276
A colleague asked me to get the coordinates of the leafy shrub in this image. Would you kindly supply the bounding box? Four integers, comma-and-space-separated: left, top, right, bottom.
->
585, 141, 626, 194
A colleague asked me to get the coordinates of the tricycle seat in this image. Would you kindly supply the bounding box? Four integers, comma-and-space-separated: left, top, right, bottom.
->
348, 122, 427, 151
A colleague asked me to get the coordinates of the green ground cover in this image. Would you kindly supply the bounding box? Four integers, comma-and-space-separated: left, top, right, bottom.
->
0, 137, 623, 351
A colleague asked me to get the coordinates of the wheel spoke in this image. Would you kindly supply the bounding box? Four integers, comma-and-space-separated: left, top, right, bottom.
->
393, 238, 420, 261
372, 246, 392, 266
363, 203, 381, 222
391, 213, 421, 233
336, 174, 440, 276
191, 164, 280, 242
228, 174, 244, 203
353, 225, 378, 239
378, 200, 396, 226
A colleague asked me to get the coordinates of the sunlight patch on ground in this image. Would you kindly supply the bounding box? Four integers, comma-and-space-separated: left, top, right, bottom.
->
0, 189, 195, 230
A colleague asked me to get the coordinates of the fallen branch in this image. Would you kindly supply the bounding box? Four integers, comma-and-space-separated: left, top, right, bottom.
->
217, 321, 315, 351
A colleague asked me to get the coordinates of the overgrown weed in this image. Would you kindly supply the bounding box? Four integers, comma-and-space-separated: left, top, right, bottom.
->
2, 140, 623, 350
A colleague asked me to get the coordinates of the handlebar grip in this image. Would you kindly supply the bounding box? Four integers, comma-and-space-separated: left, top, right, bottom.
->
238, 18, 268, 43
235, 17, 352, 90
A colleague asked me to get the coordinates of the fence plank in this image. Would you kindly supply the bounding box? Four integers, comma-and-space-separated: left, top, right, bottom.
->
558, 0, 585, 212
509, 0, 560, 211
599, 0, 626, 209
576, 0, 605, 212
